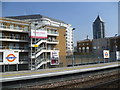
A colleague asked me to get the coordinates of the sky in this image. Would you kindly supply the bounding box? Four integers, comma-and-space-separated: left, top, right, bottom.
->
2, 2, 118, 46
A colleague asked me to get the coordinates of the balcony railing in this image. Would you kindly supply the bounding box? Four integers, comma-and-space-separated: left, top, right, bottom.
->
0, 26, 29, 32
47, 39, 58, 42
47, 48, 59, 50
19, 59, 28, 62
0, 46, 28, 50
48, 31, 59, 35
0, 36, 28, 41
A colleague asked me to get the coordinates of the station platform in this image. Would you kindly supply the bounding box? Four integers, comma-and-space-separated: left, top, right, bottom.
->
0, 61, 119, 82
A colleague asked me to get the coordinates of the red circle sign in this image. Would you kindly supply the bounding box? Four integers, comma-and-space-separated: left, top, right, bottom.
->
105, 52, 108, 57
6, 54, 16, 62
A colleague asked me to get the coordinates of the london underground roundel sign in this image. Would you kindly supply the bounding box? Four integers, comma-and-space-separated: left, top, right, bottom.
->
103, 50, 110, 59
3, 50, 19, 64
6, 54, 16, 62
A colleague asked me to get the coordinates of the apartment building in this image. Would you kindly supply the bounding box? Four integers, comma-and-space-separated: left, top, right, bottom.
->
7, 14, 73, 69
0, 17, 30, 71
8, 14, 74, 55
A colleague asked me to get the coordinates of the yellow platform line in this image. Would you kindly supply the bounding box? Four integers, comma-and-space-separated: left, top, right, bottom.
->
1, 62, 119, 78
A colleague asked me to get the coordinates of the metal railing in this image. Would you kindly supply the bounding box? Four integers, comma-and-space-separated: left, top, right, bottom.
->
47, 39, 58, 42
67, 53, 118, 67
0, 26, 29, 32
0, 36, 28, 41
48, 31, 59, 35
0, 46, 28, 50
32, 39, 47, 44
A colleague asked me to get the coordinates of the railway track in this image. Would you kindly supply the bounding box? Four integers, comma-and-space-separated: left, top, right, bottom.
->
2, 62, 119, 89
26, 67, 120, 89
90, 78, 120, 88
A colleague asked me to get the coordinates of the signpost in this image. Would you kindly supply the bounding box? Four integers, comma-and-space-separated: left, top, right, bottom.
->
50, 51, 59, 65
30, 30, 47, 39
3, 50, 19, 71
103, 50, 110, 63
3, 50, 19, 64
116, 51, 120, 60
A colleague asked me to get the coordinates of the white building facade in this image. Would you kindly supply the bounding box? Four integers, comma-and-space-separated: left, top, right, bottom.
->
0, 17, 30, 72
7, 14, 74, 70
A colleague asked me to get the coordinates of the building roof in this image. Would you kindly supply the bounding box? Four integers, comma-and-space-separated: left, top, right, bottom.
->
94, 15, 104, 22
77, 39, 92, 43
0, 17, 30, 24
6, 14, 66, 24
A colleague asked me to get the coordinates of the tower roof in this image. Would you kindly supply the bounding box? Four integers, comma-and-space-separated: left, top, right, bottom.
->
94, 15, 104, 22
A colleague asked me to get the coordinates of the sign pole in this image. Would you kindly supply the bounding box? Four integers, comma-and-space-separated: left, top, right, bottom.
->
4, 64, 5, 72
8, 63, 9, 71
104, 58, 105, 63
31, 32, 32, 70
16, 63, 18, 71
103, 50, 110, 63
35, 25, 37, 70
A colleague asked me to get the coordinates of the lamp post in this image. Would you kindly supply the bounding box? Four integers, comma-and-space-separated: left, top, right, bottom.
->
72, 28, 75, 66
30, 24, 33, 70
34, 23, 38, 70
114, 34, 118, 61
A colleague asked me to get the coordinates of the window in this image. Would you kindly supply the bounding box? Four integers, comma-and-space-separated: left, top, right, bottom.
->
24, 55, 28, 61
24, 26, 28, 31
82, 47, 85, 50
0, 23, 5, 28
48, 45, 52, 50
86, 47, 89, 50
0, 23, 3, 28
79, 47, 81, 50
10, 33, 15, 39
10, 24, 14, 29
2, 33, 4, 38
0, 32, 2, 38
24, 44, 28, 50
9, 43, 13, 49
52, 37, 55, 41
16, 25, 20, 30
15, 43, 19, 49
93, 46, 96, 50
86, 43, 89, 45
16, 34, 20, 40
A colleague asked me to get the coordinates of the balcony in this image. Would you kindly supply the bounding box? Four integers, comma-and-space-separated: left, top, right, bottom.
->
0, 46, 29, 52
47, 31, 59, 36
0, 26, 29, 33
0, 36, 29, 42
47, 39, 59, 44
